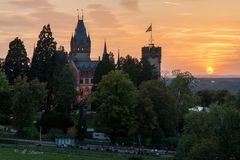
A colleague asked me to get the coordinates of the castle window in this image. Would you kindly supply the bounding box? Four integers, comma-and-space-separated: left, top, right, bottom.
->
85, 78, 89, 84
91, 79, 94, 84
80, 78, 83, 84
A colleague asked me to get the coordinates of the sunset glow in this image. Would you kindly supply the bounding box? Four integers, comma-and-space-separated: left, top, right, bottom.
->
206, 67, 214, 75
0, 0, 240, 76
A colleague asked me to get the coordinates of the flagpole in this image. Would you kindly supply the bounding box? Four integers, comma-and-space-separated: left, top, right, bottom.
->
151, 26, 153, 44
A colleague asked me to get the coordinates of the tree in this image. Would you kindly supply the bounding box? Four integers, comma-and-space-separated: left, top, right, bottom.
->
0, 72, 13, 124
54, 66, 75, 113
120, 55, 142, 86
169, 70, 196, 133
197, 89, 230, 107
93, 53, 115, 86
29, 24, 57, 82
130, 97, 157, 146
4, 37, 29, 84
140, 58, 156, 81
118, 55, 156, 86
76, 104, 87, 140
90, 70, 139, 143
40, 111, 74, 133
176, 104, 240, 160
12, 78, 47, 133
139, 80, 177, 146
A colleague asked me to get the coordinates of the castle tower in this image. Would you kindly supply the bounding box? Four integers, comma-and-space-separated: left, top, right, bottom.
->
70, 14, 91, 61
142, 24, 162, 78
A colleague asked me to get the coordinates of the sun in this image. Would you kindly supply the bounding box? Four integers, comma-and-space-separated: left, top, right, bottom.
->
206, 67, 214, 74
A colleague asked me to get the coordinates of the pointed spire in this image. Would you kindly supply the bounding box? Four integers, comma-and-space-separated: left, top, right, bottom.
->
102, 40, 108, 62
77, 9, 80, 20
103, 40, 107, 54
117, 48, 121, 69
81, 9, 84, 20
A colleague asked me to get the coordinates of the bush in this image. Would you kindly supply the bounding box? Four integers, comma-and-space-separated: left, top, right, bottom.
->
21, 126, 39, 139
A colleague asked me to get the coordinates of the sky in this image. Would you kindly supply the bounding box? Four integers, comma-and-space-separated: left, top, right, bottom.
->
0, 0, 240, 76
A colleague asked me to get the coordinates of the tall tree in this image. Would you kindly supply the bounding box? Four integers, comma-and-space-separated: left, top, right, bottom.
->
30, 24, 57, 82
139, 80, 177, 146
4, 37, 29, 84
90, 70, 139, 143
130, 97, 157, 146
169, 70, 196, 133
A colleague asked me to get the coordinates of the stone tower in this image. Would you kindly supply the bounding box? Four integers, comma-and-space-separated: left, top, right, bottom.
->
142, 44, 162, 78
70, 16, 91, 61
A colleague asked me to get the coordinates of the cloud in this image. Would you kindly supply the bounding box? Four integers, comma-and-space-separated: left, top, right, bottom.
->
120, 0, 139, 11
87, 4, 121, 28
9, 0, 54, 9
163, 1, 179, 6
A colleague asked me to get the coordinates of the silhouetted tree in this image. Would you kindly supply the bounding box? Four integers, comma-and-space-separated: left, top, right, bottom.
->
93, 52, 115, 87
29, 24, 57, 82
4, 37, 29, 84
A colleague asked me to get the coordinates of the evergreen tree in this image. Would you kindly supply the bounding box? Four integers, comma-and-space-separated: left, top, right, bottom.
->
30, 24, 57, 82
4, 37, 29, 84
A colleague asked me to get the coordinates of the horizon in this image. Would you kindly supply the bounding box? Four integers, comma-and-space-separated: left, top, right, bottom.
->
0, 0, 240, 76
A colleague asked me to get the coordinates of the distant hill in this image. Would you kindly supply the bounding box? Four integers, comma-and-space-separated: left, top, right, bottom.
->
194, 78, 240, 94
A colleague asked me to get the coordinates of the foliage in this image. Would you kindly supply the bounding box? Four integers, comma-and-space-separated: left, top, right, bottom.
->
0, 72, 13, 124
54, 66, 75, 113
118, 55, 156, 86
140, 58, 157, 81
29, 24, 57, 82
176, 104, 240, 160
169, 70, 196, 133
196, 89, 230, 107
12, 78, 47, 133
93, 53, 115, 86
119, 55, 142, 86
76, 104, 87, 140
90, 70, 139, 143
4, 37, 29, 84
40, 111, 74, 133
130, 97, 157, 145
139, 80, 177, 146
21, 125, 39, 139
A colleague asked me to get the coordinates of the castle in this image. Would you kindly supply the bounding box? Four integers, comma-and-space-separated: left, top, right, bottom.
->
68, 16, 99, 104
69, 16, 162, 106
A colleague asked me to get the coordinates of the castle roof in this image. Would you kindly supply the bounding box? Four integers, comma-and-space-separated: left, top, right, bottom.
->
74, 61, 99, 69
73, 19, 89, 46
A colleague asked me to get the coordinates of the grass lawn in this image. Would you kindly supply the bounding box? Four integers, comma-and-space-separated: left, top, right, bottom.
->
0, 144, 174, 160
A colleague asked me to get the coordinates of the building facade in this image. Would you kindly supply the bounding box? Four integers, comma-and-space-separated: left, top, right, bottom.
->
69, 17, 99, 104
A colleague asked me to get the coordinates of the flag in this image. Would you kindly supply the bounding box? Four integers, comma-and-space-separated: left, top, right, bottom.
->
146, 24, 152, 32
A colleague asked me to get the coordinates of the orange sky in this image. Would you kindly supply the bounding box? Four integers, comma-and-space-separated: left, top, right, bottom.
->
0, 0, 240, 76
